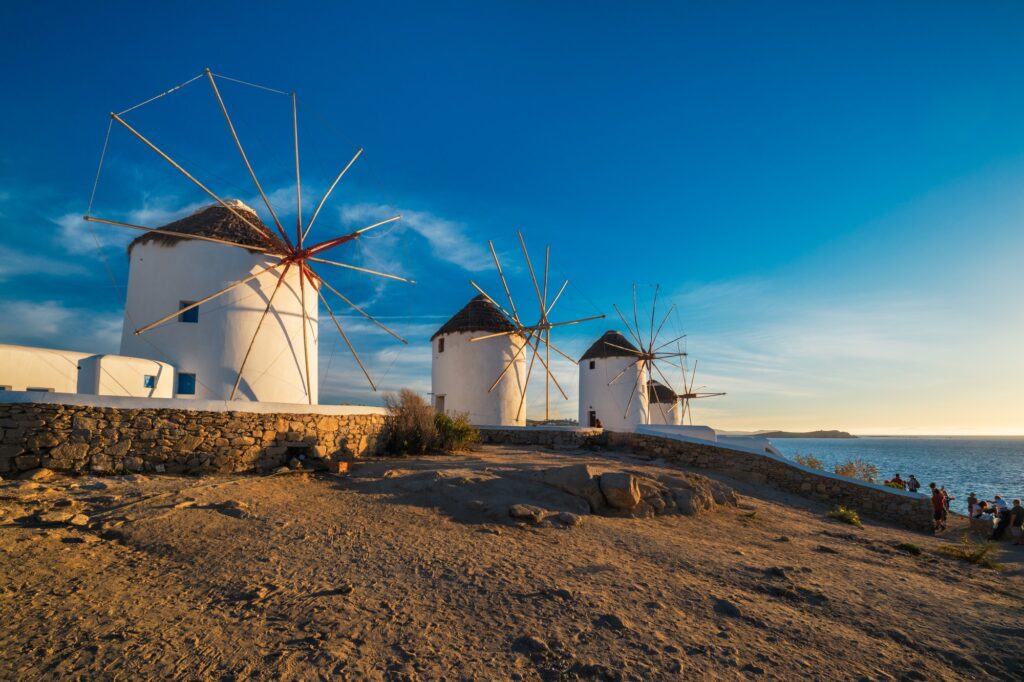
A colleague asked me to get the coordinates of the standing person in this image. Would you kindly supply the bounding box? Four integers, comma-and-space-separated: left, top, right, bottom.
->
967, 492, 979, 517
993, 495, 1009, 514
992, 499, 1013, 541
929, 483, 947, 533
941, 486, 954, 512
1010, 499, 1024, 546
907, 475, 921, 493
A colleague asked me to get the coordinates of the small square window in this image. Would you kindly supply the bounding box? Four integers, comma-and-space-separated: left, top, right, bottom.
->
589, 360, 595, 369
178, 301, 199, 323
177, 373, 196, 395
143, 375, 156, 389
438, 338, 445, 353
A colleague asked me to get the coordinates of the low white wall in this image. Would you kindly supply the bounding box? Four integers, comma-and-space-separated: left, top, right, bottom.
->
0, 390, 386, 416
0, 344, 175, 399
0, 345, 88, 393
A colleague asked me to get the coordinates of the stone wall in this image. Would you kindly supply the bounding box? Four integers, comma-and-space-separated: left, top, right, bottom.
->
479, 427, 934, 532
0, 402, 385, 476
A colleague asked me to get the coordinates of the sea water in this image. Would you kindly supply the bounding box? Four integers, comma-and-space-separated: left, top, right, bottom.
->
771, 437, 1024, 515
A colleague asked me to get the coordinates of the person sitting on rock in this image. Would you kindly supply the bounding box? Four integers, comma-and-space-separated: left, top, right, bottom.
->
891, 473, 906, 490
973, 501, 990, 518
929, 482, 947, 533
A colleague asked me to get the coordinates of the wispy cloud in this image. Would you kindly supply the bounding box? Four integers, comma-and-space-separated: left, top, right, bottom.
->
339, 203, 492, 273
55, 199, 207, 254
0, 299, 122, 354
0, 245, 87, 282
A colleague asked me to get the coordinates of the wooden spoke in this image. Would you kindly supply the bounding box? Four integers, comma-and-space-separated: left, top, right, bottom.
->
306, 215, 401, 255
605, 341, 642, 355
298, 267, 313, 404
110, 113, 284, 251
622, 359, 645, 419
469, 281, 516, 323
487, 330, 533, 393
488, 240, 519, 324
542, 245, 550, 320
304, 148, 362, 241
651, 303, 676, 349
135, 260, 282, 335
515, 341, 539, 422
318, 277, 408, 344
315, 285, 376, 391
536, 336, 578, 365
653, 333, 688, 353
517, 231, 546, 314
524, 330, 567, 402
606, 358, 641, 387
308, 256, 415, 283
650, 361, 681, 401
545, 279, 568, 317
546, 314, 606, 329
83, 215, 275, 254
612, 304, 643, 348
633, 284, 643, 351
470, 329, 520, 343
230, 263, 291, 399
650, 284, 659, 348
292, 92, 303, 247
206, 69, 291, 247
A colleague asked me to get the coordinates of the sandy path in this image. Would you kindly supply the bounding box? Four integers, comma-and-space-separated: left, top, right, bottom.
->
1, 445, 1021, 680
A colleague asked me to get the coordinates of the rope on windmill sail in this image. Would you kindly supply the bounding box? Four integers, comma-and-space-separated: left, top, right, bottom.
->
117, 72, 206, 116
87, 118, 113, 215
211, 72, 290, 97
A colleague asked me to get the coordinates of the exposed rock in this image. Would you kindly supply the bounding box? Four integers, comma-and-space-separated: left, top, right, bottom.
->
509, 504, 547, 525
713, 598, 742, 618
599, 472, 641, 510
19, 468, 56, 482
536, 464, 604, 511
69, 513, 90, 527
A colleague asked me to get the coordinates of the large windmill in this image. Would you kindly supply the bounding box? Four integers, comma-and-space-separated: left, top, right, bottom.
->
82, 69, 411, 403
467, 232, 605, 421
606, 285, 690, 424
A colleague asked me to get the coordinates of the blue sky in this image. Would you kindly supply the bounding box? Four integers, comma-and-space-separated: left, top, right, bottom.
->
2, 1, 1024, 433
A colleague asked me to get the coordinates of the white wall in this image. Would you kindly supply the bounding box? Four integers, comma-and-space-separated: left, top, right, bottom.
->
0, 344, 174, 398
0, 344, 87, 393
120, 239, 318, 404
648, 398, 682, 425
578, 356, 648, 431
431, 331, 527, 426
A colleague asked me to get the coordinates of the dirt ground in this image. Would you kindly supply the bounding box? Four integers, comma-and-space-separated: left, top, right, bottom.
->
1, 444, 1021, 681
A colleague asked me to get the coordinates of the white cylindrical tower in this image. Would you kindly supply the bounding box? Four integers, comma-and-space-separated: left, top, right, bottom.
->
431, 295, 527, 426
578, 330, 649, 431
119, 202, 318, 404
647, 380, 681, 425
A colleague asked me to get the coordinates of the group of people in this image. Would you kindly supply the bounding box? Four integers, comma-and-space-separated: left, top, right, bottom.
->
885, 473, 921, 492
966, 492, 1024, 544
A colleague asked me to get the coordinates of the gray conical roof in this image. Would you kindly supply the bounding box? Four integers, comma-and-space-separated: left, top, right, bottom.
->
128, 201, 271, 253
647, 380, 677, 403
431, 295, 516, 340
580, 330, 639, 361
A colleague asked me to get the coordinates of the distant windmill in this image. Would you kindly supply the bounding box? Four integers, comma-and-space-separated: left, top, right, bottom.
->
606, 284, 689, 424
676, 357, 726, 425
468, 232, 605, 421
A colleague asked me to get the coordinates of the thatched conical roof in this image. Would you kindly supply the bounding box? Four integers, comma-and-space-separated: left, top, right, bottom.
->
647, 379, 677, 404
580, 330, 639, 361
128, 200, 271, 253
432, 295, 516, 341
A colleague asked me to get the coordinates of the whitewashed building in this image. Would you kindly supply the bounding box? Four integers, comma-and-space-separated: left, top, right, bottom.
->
431, 295, 527, 426
578, 330, 649, 430
120, 201, 317, 403
0, 201, 318, 404
647, 380, 682, 425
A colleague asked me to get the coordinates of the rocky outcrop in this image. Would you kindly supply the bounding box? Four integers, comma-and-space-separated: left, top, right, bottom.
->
0, 403, 384, 476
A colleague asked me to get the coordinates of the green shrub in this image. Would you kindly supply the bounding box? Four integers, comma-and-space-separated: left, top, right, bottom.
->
826, 505, 862, 527
380, 389, 480, 455
434, 411, 479, 451
380, 389, 438, 455
937, 534, 1003, 570
833, 459, 880, 483
794, 453, 824, 470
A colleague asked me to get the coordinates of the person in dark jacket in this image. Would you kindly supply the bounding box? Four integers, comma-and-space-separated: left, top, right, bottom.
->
1009, 499, 1023, 546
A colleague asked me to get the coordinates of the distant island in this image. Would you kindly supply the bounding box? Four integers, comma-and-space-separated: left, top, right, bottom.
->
758, 430, 857, 439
